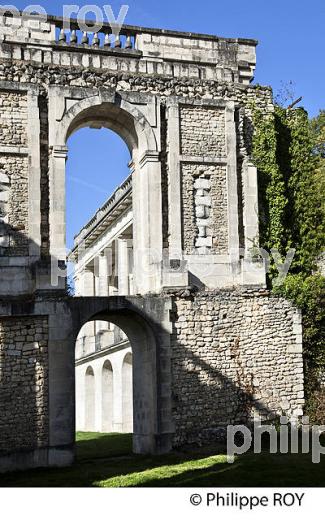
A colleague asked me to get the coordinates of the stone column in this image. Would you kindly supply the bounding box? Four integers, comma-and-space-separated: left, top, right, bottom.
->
98, 251, 109, 296
27, 89, 42, 258
81, 266, 95, 353
166, 103, 182, 255
107, 241, 118, 296
225, 102, 240, 264
132, 152, 163, 294
128, 241, 135, 295
96, 251, 110, 337
82, 266, 94, 296
241, 159, 266, 286
50, 146, 68, 263
118, 238, 130, 296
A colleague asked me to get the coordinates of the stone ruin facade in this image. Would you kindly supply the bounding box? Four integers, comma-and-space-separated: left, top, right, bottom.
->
0, 12, 304, 472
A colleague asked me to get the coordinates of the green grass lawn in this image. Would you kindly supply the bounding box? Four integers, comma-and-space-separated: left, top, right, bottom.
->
0, 432, 324, 487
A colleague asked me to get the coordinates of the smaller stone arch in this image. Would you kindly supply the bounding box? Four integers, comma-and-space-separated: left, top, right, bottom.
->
69, 296, 172, 454
122, 352, 133, 433
102, 360, 114, 432
55, 90, 158, 156
85, 365, 95, 431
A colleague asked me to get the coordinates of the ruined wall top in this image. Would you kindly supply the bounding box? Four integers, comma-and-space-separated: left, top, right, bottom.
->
0, 10, 257, 84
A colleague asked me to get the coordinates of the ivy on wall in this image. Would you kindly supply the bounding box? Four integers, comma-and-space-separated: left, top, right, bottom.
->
252, 105, 325, 421
251, 109, 289, 259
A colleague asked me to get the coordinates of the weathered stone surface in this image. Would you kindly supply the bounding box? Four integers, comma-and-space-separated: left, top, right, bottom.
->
180, 105, 226, 157
171, 290, 304, 446
0, 154, 29, 256
0, 90, 27, 146
0, 317, 49, 454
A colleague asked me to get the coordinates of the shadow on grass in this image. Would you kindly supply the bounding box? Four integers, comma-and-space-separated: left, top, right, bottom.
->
137, 452, 325, 487
1, 433, 325, 487
76, 432, 133, 461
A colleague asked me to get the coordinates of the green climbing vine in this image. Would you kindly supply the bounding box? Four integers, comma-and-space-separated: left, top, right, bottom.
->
251, 109, 289, 259
252, 104, 325, 422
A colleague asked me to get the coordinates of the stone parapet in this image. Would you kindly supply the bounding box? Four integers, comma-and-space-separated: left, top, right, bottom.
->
0, 11, 257, 84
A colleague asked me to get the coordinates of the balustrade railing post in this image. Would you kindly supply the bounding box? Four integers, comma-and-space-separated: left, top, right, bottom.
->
58, 28, 66, 43
114, 35, 121, 48
92, 33, 100, 47
81, 31, 89, 45
125, 35, 132, 49
104, 33, 111, 47
70, 29, 77, 44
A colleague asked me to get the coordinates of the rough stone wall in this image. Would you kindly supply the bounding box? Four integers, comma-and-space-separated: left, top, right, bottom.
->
0, 90, 27, 146
39, 95, 50, 257
180, 105, 226, 157
0, 317, 49, 454
0, 89, 29, 256
171, 290, 304, 446
0, 154, 29, 255
182, 164, 228, 254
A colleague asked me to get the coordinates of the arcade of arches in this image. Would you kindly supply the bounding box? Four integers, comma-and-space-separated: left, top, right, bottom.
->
76, 321, 133, 434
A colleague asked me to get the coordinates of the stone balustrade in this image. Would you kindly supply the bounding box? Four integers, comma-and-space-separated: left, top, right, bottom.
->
56, 22, 136, 51
73, 175, 132, 250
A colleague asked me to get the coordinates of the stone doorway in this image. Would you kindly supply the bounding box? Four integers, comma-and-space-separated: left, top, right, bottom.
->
69, 296, 172, 456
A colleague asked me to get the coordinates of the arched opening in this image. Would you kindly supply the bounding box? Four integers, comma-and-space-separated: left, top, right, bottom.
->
84, 366, 95, 431
75, 319, 133, 436
50, 92, 163, 295
70, 299, 166, 455
122, 352, 133, 433
66, 124, 132, 297
66, 127, 131, 251
102, 360, 113, 432
68, 115, 136, 439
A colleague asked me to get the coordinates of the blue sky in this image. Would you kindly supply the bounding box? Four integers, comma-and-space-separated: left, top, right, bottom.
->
8, 0, 325, 246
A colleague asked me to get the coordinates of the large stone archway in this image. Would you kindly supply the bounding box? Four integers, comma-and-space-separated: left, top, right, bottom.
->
0, 294, 173, 472
49, 88, 163, 295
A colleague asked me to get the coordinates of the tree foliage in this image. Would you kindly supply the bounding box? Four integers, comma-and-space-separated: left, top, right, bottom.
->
252, 105, 325, 420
